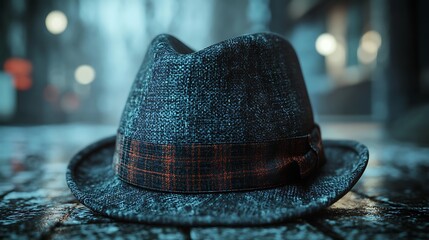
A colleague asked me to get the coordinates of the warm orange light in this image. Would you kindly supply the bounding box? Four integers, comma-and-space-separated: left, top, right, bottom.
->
3, 58, 33, 91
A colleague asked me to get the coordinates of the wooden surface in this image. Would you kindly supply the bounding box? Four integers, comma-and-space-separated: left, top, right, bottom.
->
0, 123, 428, 239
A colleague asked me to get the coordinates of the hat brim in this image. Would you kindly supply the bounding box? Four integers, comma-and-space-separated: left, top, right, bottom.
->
66, 136, 368, 226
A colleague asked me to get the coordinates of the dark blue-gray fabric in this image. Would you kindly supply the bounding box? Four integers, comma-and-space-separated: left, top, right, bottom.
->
118, 33, 314, 144
66, 33, 370, 225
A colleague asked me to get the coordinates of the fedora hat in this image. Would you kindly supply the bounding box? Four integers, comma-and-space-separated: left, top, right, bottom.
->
67, 33, 369, 226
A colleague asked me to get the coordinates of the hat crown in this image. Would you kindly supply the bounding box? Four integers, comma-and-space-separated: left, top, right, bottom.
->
118, 33, 314, 144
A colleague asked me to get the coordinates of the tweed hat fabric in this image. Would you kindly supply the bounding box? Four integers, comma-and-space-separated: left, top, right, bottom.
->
67, 33, 369, 226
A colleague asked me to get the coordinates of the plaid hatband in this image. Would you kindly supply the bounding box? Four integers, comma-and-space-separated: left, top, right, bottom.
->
113, 126, 325, 193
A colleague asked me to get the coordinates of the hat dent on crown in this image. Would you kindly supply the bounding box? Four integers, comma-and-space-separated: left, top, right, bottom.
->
118, 33, 314, 145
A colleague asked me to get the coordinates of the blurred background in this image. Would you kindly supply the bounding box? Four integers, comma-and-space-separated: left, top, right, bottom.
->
1, 0, 428, 144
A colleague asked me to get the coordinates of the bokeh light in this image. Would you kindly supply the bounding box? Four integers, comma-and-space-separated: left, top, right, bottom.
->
43, 85, 60, 104
45, 10, 68, 35
74, 65, 96, 85
3, 58, 33, 91
361, 30, 382, 53
358, 31, 382, 64
315, 33, 338, 56
60, 92, 80, 113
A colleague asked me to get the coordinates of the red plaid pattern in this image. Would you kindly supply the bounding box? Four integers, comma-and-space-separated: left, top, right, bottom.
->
113, 126, 325, 193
